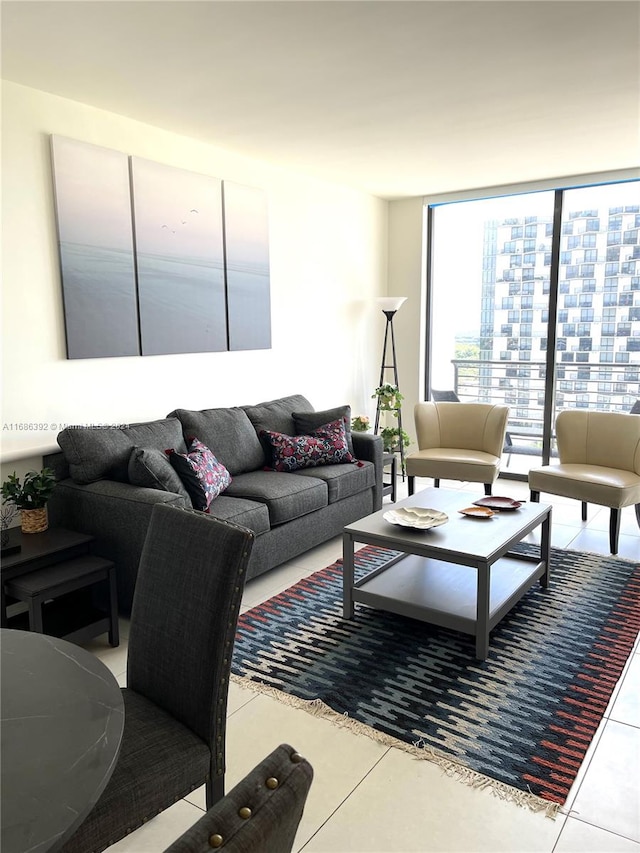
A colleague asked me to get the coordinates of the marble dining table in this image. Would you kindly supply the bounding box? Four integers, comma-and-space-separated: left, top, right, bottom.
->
1, 628, 124, 853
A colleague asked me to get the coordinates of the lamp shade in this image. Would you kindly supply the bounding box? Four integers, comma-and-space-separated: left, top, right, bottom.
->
376, 297, 407, 313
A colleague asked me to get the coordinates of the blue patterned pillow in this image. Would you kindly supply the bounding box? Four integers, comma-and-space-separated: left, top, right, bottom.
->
261, 418, 357, 473
166, 437, 231, 511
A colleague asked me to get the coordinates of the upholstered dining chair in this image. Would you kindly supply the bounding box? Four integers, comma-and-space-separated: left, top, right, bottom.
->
61, 504, 255, 853
529, 409, 640, 554
164, 744, 314, 853
406, 401, 509, 496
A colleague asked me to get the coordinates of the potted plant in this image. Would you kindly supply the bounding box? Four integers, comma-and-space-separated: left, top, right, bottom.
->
1, 502, 20, 555
380, 427, 411, 453
351, 415, 371, 432
1, 468, 56, 534
372, 384, 404, 415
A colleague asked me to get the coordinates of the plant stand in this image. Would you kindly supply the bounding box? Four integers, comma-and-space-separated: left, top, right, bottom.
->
374, 308, 406, 478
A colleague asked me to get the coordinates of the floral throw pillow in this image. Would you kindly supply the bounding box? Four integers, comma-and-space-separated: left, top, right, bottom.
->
166, 437, 231, 511
261, 418, 357, 473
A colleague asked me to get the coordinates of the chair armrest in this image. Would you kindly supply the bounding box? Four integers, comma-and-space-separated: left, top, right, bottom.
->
482, 405, 510, 457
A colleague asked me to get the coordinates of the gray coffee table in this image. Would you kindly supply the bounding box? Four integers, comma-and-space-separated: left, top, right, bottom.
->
343, 487, 551, 659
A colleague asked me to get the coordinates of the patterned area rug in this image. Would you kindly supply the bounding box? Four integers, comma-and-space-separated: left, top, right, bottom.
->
232, 545, 640, 816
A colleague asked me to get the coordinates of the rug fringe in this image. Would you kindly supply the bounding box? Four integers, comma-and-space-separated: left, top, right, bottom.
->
231, 673, 560, 819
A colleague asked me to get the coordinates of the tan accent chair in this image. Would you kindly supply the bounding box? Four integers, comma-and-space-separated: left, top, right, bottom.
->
406, 401, 510, 496
529, 410, 640, 554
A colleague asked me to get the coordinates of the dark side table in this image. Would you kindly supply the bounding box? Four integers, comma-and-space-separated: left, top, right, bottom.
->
382, 451, 397, 502
1, 527, 119, 647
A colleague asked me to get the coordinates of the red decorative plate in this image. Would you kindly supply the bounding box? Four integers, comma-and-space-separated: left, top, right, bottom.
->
473, 496, 522, 511
458, 506, 495, 519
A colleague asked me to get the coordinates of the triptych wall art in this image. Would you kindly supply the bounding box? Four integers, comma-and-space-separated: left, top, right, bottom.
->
50, 135, 271, 359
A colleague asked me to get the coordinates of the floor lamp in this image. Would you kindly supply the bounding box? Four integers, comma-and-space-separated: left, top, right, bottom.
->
374, 296, 407, 476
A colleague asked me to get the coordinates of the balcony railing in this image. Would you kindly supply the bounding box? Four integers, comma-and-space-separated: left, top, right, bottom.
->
449, 358, 640, 434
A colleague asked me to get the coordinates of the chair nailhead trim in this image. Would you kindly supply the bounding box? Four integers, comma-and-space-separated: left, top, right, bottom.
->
265, 776, 279, 789
238, 806, 252, 819
291, 752, 303, 763
209, 833, 224, 848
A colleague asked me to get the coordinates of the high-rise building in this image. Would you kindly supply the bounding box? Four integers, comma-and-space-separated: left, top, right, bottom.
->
480, 202, 640, 426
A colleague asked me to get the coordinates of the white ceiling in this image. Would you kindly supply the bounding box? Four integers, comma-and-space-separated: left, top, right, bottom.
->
2, 0, 639, 199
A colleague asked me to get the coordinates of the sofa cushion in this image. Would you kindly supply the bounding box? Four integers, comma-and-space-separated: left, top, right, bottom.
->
261, 419, 356, 473
292, 460, 375, 503
206, 495, 271, 536
166, 439, 232, 512
58, 419, 188, 485
169, 408, 264, 475
224, 471, 327, 525
128, 447, 191, 502
292, 405, 354, 454
242, 394, 313, 438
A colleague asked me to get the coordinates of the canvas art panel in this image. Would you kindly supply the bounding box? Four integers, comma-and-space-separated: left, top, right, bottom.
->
50, 136, 140, 359
131, 157, 227, 356
223, 181, 272, 351
50, 137, 271, 359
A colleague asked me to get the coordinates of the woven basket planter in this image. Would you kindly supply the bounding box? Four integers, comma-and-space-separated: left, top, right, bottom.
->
21, 507, 48, 534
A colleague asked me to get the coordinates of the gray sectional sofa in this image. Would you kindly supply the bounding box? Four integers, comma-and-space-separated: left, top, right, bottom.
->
45, 394, 383, 613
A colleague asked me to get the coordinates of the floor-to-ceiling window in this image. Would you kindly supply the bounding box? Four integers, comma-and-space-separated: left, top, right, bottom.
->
426, 177, 640, 479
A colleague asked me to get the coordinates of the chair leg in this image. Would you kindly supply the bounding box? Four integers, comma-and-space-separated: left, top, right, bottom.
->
581, 501, 587, 522
206, 773, 225, 810
504, 434, 513, 468
530, 490, 540, 503
484, 483, 492, 496
609, 508, 621, 555
434, 479, 440, 488
408, 475, 415, 496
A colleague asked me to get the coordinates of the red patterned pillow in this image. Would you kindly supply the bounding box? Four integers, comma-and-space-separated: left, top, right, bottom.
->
166, 437, 232, 511
261, 418, 357, 473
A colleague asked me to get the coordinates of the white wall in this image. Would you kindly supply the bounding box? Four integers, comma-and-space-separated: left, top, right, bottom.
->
1, 81, 388, 470
387, 198, 425, 446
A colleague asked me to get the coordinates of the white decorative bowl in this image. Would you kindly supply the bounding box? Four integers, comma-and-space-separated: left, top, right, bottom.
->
383, 506, 448, 530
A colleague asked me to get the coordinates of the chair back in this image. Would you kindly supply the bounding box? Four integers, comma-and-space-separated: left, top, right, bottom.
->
556, 409, 640, 473
127, 505, 254, 748
164, 744, 313, 853
414, 401, 509, 457
431, 389, 460, 402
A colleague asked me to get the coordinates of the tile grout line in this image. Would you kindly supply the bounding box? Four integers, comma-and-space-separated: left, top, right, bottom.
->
294, 748, 393, 853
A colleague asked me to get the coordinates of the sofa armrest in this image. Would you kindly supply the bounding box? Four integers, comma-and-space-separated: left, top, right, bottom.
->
351, 432, 383, 510
47, 479, 187, 613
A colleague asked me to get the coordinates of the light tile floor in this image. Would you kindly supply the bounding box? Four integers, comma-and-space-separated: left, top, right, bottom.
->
88, 476, 640, 853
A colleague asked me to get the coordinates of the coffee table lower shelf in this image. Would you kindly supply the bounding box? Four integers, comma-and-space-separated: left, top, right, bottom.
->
350, 552, 545, 645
